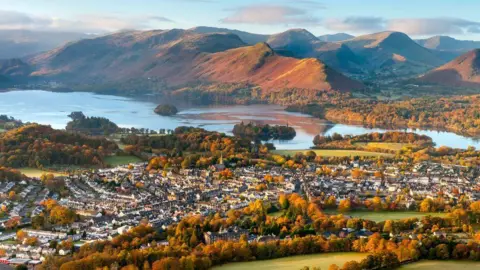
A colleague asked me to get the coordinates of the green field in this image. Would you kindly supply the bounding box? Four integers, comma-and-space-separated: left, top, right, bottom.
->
268, 210, 285, 218
105, 155, 143, 166
324, 210, 448, 222
272, 149, 393, 158
354, 142, 409, 151
400, 260, 480, 270
19, 168, 67, 178
212, 253, 367, 270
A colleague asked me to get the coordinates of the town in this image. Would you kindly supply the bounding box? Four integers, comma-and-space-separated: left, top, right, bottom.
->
0, 158, 478, 268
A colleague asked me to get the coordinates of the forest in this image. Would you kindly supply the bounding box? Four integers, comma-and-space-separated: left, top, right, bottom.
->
65, 112, 119, 135
232, 122, 296, 141
0, 124, 118, 168
287, 95, 480, 137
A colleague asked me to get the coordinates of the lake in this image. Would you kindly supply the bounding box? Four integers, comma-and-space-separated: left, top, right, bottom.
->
1, 90, 479, 150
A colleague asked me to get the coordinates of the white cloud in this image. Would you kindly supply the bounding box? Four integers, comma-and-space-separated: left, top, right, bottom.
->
388, 18, 480, 36
220, 4, 320, 26
0, 10, 173, 33
324, 17, 385, 32
324, 16, 480, 36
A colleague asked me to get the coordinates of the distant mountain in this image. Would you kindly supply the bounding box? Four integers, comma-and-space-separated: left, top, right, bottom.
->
339, 31, 446, 76
189, 26, 269, 45
26, 29, 363, 95
418, 49, 480, 87
265, 29, 365, 74
266, 29, 320, 57
318, 33, 354, 42
0, 30, 92, 59
0, 59, 31, 77
416, 36, 480, 52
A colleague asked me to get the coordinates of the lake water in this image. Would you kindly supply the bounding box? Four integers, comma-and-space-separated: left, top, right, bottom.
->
1, 90, 479, 150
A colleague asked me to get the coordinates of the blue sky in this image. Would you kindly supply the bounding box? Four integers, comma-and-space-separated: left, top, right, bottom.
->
1, 0, 480, 40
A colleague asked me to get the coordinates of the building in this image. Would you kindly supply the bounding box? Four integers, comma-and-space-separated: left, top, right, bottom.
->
204, 226, 248, 245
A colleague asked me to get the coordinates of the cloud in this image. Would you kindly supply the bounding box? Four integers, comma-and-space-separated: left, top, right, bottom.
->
324, 17, 385, 32
0, 10, 174, 33
292, 0, 326, 9
324, 16, 480, 36
388, 18, 480, 35
220, 4, 320, 26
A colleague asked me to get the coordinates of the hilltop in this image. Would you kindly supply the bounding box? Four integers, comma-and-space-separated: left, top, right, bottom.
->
339, 31, 446, 77
418, 49, 480, 87
416, 36, 480, 52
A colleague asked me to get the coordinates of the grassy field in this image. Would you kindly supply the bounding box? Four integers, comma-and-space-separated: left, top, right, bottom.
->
105, 155, 143, 166
212, 253, 368, 270
19, 168, 67, 178
354, 142, 409, 151
272, 149, 393, 158
400, 260, 480, 269
268, 210, 285, 218
324, 210, 448, 222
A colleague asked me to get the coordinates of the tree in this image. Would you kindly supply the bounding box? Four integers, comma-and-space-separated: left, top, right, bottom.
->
328, 264, 340, 270
338, 199, 351, 212
342, 260, 361, 270
279, 194, 289, 209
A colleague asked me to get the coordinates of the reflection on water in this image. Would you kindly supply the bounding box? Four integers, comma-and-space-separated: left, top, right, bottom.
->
0, 90, 479, 150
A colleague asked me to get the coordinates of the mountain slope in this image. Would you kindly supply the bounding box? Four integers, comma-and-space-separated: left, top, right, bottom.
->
318, 33, 354, 42
339, 31, 446, 76
418, 49, 480, 87
187, 43, 364, 93
29, 29, 247, 82
416, 36, 480, 52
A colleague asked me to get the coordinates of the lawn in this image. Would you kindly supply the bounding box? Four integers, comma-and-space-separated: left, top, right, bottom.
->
105, 155, 143, 166
19, 168, 67, 178
212, 253, 368, 270
268, 210, 285, 218
272, 149, 393, 158
354, 142, 409, 151
400, 260, 480, 270
324, 210, 448, 222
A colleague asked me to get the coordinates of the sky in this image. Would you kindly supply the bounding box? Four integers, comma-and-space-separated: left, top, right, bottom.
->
1, 0, 480, 40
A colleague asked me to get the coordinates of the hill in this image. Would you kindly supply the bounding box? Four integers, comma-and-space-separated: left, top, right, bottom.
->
418, 49, 480, 87
0, 124, 118, 168
29, 29, 247, 83
265, 29, 364, 74
0, 58, 31, 77
340, 31, 446, 77
0, 30, 92, 59
416, 36, 480, 52
318, 33, 354, 42
189, 26, 269, 45
186, 42, 364, 93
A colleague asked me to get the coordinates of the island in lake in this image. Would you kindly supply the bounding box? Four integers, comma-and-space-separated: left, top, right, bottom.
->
154, 104, 178, 116
232, 122, 296, 141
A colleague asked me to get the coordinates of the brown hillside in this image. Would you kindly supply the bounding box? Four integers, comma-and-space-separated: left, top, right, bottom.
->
185, 43, 364, 92
418, 49, 480, 87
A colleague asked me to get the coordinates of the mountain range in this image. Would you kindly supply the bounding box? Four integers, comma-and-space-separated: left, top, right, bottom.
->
0, 26, 479, 96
